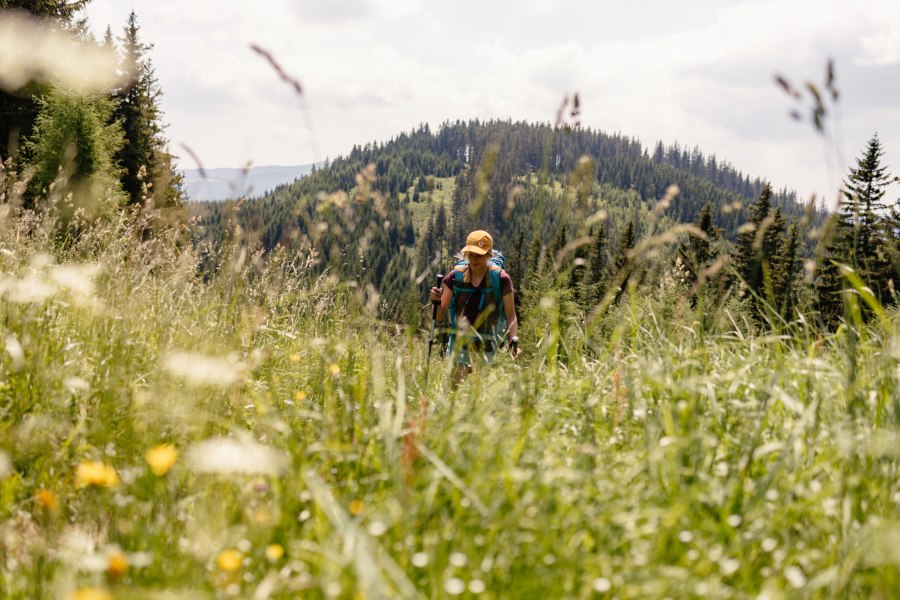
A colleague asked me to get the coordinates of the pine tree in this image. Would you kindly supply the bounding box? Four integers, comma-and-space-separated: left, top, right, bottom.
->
112, 11, 183, 209
587, 224, 606, 283
546, 225, 567, 271
772, 221, 800, 320
23, 87, 125, 226
610, 219, 636, 302
735, 183, 789, 319
612, 220, 635, 275
815, 215, 847, 328
841, 135, 892, 275
675, 202, 719, 285
736, 183, 772, 297
817, 135, 897, 324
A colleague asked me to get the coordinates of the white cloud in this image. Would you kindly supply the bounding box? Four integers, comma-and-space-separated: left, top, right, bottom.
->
81, 0, 900, 199
858, 28, 900, 66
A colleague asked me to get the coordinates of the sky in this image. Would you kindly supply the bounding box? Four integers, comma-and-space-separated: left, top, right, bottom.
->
82, 0, 900, 207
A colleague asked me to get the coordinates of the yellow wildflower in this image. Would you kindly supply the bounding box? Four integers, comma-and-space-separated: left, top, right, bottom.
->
36, 488, 59, 511
70, 588, 113, 600
294, 390, 307, 401
145, 443, 178, 476
329, 363, 341, 375
106, 551, 128, 578
265, 543, 284, 562
75, 461, 119, 488
215, 549, 242, 572
349, 499, 365, 516
288, 353, 301, 362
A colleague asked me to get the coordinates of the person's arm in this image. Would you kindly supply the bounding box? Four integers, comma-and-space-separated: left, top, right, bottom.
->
502, 292, 518, 340
430, 281, 453, 321
502, 292, 521, 357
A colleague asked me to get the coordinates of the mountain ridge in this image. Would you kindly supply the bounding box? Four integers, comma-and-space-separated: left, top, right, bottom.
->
182, 164, 317, 201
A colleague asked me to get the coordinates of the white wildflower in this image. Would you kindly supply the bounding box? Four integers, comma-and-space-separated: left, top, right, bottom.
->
49, 263, 98, 298
163, 351, 245, 387
64, 377, 90, 395
444, 578, 465, 596
367, 521, 387, 537
449, 552, 467, 567
1, 273, 55, 303
186, 435, 287, 476
4, 336, 24, 370
785, 566, 806, 588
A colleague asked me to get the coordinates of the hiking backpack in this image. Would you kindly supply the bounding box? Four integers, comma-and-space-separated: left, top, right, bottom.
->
447, 248, 509, 354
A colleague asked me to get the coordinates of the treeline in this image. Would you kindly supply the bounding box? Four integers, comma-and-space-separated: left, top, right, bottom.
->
0, 2, 183, 238
191, 120, 852, 330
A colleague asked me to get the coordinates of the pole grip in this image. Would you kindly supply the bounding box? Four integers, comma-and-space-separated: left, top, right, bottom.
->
431, 274, 443, 320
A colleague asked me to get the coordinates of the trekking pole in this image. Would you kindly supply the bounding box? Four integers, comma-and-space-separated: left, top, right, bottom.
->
423, 274, 443, 388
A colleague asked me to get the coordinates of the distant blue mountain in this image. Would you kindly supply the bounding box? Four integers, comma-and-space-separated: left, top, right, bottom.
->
182, 164, 316, 201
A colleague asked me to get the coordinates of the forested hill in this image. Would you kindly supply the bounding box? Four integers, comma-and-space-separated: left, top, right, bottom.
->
190, 120, 812, 319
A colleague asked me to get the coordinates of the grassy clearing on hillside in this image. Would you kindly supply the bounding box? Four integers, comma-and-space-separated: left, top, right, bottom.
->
406, 177, 456, 235
1, 207, 897, 599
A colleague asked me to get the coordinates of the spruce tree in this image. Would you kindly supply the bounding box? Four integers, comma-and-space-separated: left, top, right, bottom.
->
818, 135, 897, 323
841, 135, 892, 272
675, 202, 719, 285
610, 219, 636, 302
736, 183, 772, 297
584, 223, 606, 306
612, 220, 635, 275
772, 221, 801, 320
735, 183, 789, 319
112, 11, 183, 208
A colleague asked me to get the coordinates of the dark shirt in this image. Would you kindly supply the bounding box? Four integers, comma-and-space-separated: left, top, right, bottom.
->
443, 268, 513, 334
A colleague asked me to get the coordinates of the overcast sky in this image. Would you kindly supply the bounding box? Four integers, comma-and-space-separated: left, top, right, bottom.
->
83, 0, 900, 206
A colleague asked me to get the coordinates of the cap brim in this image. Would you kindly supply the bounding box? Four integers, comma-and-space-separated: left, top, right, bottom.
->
461, 245, 490, 255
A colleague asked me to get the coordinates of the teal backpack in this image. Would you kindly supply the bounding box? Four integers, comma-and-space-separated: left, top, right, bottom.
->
447, 249, 508, 354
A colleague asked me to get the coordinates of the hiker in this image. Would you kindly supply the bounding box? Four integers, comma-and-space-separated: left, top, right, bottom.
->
429, 230, 521, 381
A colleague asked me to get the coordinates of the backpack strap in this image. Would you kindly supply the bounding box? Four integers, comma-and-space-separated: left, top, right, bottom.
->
487, 266, 503, 305
448, 265, 508, 353
448, 266, 466, 327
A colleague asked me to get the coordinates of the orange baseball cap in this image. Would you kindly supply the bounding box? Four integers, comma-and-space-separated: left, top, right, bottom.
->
461, 230, 493, 255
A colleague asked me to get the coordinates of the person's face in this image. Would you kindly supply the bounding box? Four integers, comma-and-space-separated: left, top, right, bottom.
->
466, 251, 488, 269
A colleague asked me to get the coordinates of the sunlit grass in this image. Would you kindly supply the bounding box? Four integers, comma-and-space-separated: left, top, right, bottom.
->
1, 199, 897, 598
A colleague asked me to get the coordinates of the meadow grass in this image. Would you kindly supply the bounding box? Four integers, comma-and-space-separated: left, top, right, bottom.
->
0, 208, 898, 599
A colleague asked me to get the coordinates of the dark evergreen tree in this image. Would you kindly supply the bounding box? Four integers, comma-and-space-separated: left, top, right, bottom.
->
816, 135, 897, 326
112, 11, 183, 208
735, 183, 787, 315
675, 202, 719, 286
842, 135, 891, 263
23, 87, 124, 225
584, 223, 607, 305
772, 221, 801, 320
610, 219, 636, 302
